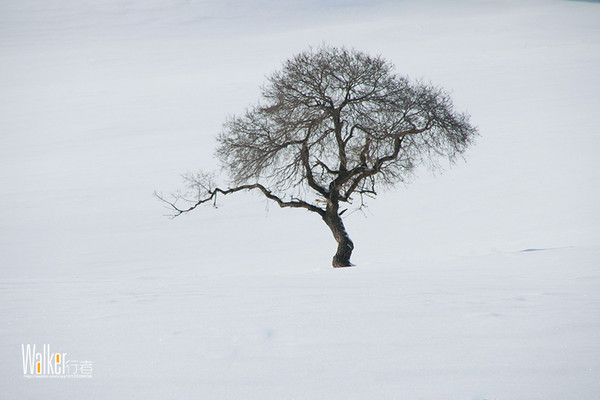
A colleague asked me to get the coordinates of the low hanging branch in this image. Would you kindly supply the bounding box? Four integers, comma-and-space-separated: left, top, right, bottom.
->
157, 45, 478, 268
155, 182, 324, 217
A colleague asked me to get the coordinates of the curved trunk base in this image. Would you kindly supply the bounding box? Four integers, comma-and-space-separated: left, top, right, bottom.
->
330, 229, 355, 268
324, 199, 355, 268
332, 237, 354, 267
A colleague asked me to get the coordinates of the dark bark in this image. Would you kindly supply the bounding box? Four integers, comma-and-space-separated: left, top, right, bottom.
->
323, 192, 354, 268
324, 214, 354, 268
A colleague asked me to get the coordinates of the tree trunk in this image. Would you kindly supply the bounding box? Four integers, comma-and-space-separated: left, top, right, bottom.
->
323, 203, 354, 268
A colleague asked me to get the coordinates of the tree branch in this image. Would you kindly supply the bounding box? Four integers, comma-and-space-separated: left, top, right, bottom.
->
314, 158, 339, 174
301, 141, 329, 197
342, 130, 416, 199
155, 183, 325, 218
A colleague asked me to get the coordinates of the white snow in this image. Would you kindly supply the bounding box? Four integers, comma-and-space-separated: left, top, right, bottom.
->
1, 0, 599, 398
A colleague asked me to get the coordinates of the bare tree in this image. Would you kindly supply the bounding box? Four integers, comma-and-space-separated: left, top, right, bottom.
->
157, 46, 478, 268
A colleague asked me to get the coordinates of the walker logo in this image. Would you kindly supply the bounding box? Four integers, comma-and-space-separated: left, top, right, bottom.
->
22, 344, 93, 379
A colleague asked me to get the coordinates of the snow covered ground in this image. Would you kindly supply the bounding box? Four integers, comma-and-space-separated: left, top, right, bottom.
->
1, 0, 599, 398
